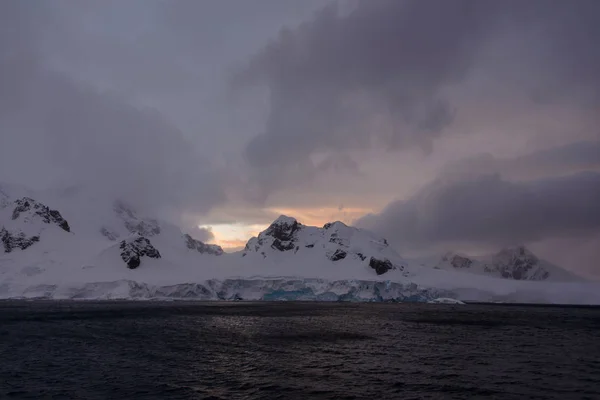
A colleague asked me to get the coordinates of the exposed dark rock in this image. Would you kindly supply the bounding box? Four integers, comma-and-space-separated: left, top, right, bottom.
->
271, 238, 295, 251
329, 234, 341, 244
264, 216, 300, 251
11, 197, 70, 232
119, 236, 161, 269
1, 228, 40, 253
446, 254, 472, 269
183, 234, 223, 256
356, 252, 367, 261
369, 257, 396, 275
265, 217, 300, 242
329, 249, 347, 261
305, 244, 315, 248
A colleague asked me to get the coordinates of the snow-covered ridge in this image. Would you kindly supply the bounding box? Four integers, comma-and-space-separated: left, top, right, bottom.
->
0, 182, 597, 304
1, 196, 72, 253
243, 215, 408, 276
0, 184, 222, 272
432, 246, 582, 282
184, 234, 223, 256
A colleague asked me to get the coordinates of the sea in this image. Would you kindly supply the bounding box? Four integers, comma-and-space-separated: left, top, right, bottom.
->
1, 301, 599, 399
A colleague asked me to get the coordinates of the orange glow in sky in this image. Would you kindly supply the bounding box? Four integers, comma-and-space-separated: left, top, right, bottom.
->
200, 206, 373, 251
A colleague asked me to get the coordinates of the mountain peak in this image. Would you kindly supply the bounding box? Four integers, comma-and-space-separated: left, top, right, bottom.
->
323, 221, 348, 230
242, 217, 407, 277
494, 245, 538, 265
259, 215, 302, 251
11, 197, 71, 233
271, 215, 298, 225
441, 252, 473, 269
183, 233, 223, 256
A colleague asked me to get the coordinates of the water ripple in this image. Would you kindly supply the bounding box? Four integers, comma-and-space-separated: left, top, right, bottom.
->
0, 301, 599, 399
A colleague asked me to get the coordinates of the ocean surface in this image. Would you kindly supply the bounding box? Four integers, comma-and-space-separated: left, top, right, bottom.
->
1, 301, 599, 399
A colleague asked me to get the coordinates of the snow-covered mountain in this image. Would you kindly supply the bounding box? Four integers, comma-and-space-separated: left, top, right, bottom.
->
242, 216, 410, 276
0, 183, 224, 279
429, 246, 582, 282
0, 182, 598, 304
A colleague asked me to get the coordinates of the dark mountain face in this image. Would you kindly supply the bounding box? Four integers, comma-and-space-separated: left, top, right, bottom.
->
12, 197, 70, 232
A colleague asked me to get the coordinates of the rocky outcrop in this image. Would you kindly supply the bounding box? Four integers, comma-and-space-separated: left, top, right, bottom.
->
244, 216, 300, 253
11, 197, 70, 232
183, 234, 223, 256
119, 236, 161, 269
442, 253, 473, 269
329, 249, 347, 261
1, 228, 40, 253
263, 216, 300, 251
369, 257, 396, 275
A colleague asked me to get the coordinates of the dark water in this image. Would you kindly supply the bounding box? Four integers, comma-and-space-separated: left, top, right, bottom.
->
1, 302, 599, 399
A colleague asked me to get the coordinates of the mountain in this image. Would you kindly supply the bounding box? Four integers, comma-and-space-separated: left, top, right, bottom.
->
431, 246, 582, 282
242, 216, 410, 276
0, 184, 223, 275
0, 182, 597, 303
1, 197, 71, 253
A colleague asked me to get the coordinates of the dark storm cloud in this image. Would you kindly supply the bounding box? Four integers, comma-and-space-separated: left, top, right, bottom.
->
0, 1, 224, 215
235, 0, 600, 195
355, 171, 600, 249
444, 141, 600, 180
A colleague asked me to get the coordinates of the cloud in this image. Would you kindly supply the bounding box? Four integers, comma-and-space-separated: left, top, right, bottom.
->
355, 171, 600, 251
443, 141, 600, 181
234, 0, 600, 198
0, 1, 224, 216
187, 226, 215, 243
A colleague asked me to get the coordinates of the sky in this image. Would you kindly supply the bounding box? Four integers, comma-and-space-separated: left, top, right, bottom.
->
1, 0, 599, 277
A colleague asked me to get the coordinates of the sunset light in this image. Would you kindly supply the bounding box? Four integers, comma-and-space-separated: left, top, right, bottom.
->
199, 206, 374, 251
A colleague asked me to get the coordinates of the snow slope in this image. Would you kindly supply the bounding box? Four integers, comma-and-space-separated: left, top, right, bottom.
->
422, 246, 583, 282
1, 183, 598, 304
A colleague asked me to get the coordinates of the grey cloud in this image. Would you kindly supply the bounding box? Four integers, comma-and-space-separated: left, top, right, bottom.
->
235, 0, 600, 197
355, 171, 600, 250
0, 1, 224, 216
443, 141, 600, 181
187, 226, 215, 243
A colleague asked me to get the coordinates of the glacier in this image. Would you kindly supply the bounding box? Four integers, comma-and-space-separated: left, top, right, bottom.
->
0, 278, 453, 302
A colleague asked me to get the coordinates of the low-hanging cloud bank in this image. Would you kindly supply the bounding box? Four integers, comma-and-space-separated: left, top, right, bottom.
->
0, 1, 224, 215
355, 171, 600, 250
234, 0, 600, 197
